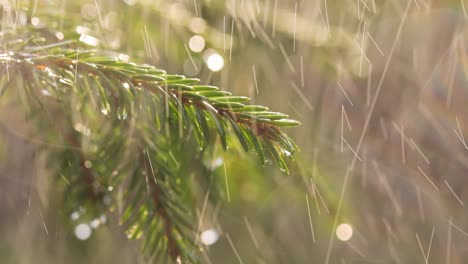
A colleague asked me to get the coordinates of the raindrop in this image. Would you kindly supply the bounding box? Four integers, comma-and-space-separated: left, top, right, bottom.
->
70, 211, 80, 221
123, 0, 137, 6
84, 160, 93, 168
99, 215, 107, 224
118, 53, 130, 62
190, 17, 207, 33
211, 157, 224, 168
75, 223, 92, 240
79, 34, 99, 46
90, 219, 101, 229
41, 89, 51, 96
75, 26, 91, 35
31, 17, 40, 26
56, 32, 64, 40
205, 51, 224, 72
200, 229, 219, 246
336, 223, 353, 241
189, 35, 205, 53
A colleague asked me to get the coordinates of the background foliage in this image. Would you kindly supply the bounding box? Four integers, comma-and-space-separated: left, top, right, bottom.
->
2, 0, 468, 263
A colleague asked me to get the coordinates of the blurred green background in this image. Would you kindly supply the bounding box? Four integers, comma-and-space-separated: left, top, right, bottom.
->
2, 0, 468, 263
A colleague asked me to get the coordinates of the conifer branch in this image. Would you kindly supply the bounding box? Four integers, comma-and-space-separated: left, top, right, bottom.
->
0, 30, 300, 263
1, 46, 300, 169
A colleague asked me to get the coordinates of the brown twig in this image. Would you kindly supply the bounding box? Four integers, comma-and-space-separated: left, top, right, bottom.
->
141, 153, 180, 261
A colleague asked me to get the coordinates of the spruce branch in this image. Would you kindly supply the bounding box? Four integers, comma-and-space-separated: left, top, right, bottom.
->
1, 47, 300, 169
0, 32, 300, 263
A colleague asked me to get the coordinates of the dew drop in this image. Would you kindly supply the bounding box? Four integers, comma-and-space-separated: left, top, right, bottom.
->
118, 53, 130, 62
126, 224, 143, 239
101, 108, 109, 116
117, 108, 128, 120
